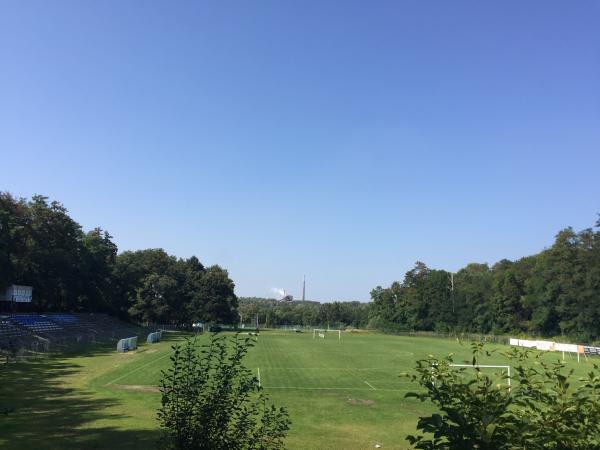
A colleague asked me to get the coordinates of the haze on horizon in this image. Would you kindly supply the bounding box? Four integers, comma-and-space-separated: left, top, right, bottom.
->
1, 1, 598, 301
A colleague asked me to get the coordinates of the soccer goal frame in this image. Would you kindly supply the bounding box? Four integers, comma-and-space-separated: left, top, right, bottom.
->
312, 329, 341, 340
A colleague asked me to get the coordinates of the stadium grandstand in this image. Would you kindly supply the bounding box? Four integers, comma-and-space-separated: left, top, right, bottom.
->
0, 284, 150, 356
0, 313, 145, 356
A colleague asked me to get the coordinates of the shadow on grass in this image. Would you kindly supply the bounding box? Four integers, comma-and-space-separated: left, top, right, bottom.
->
0, 353, 164, 449
48, 330, 193, 359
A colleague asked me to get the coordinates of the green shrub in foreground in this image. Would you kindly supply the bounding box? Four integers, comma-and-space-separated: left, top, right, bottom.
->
406, 343, 600, 449
157, 334, 290, 450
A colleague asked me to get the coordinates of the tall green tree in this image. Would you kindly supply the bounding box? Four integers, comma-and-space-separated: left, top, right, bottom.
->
369, 219, 600, 339
453, 264, 493, 333
0, 192, 240, 325
114, 249, 179, 321
0, 193, 28, 291
524, 227, 600, 340
188, 265, 238, 324
490, 258, 531, 333
77, 228, 118, 311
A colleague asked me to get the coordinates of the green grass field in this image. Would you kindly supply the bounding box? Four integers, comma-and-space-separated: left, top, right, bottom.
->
0, 331, 592, 450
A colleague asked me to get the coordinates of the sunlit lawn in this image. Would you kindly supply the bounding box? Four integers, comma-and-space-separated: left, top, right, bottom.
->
1, 330, 593, 450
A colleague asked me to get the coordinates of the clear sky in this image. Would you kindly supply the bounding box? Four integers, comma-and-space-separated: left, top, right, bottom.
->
1, 1, 599, 301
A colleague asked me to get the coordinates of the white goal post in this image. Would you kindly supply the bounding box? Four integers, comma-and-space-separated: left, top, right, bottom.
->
313, 329, 341, 340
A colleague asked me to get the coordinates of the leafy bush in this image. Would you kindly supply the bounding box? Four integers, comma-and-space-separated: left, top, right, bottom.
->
157, 334, 290, 450
405, 343, 600, 449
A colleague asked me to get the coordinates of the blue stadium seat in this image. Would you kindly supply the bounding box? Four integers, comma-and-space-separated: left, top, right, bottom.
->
9, 315, 63, 333
49, 314, 78, 324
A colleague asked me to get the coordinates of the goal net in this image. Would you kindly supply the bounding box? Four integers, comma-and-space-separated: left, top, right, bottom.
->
116, 336, 138, 352
312, 329, 341, 340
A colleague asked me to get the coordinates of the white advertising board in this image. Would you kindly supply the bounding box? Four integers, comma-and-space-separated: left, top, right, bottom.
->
555, 343, 578, 353
536, 340, 555, 351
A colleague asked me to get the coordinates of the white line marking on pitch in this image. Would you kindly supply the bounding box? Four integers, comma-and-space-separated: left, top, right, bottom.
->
105, 351, 172, 386
259, 367, 396, 371
262, 386, 407, 392
257, 367, 261, 388
364, 381, 376, 390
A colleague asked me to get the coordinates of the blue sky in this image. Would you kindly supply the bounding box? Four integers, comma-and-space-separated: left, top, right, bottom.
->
1, 1, 599, 301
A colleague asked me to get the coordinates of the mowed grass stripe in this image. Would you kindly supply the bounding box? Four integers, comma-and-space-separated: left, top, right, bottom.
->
104, 332, 509, 389
260, 367, 412, 390
105, 350, 173, 386
263, 386, 408, 392
4, 330, 598, 450
258, 333, 414, 390
99, 332, 516, 391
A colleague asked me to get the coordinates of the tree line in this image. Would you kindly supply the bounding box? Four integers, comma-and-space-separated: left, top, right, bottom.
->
4, 192, 599, 339
0, 193, 238, 325
370, 219, 600, 342
238, 297, 369, 329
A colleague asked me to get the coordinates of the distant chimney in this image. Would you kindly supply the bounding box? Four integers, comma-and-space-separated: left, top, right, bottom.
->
302, 275, 306, 301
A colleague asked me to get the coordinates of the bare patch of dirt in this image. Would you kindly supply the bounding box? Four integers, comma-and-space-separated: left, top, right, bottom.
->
113, 384, 160, 393
346, 397, 376, 406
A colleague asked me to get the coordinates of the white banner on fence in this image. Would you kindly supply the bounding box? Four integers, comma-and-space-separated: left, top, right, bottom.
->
510, 338, 584, 354
518, 339, 537, 348
536, 340, 555, 351
555, 343, 578, 353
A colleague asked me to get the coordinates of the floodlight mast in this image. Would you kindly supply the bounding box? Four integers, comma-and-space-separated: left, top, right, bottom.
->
449, 272, 455, 314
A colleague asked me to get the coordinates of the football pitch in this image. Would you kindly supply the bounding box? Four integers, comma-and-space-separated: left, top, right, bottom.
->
1, 331, 592, 450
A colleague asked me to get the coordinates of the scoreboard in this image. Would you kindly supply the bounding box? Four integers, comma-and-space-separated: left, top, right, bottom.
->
1, 285, 33, 303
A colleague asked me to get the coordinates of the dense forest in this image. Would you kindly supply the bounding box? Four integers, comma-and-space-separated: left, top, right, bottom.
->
0, 193, 238, 325
369, 218, 600, 341
238, 297, 369, 329
3, 192, 600, 340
